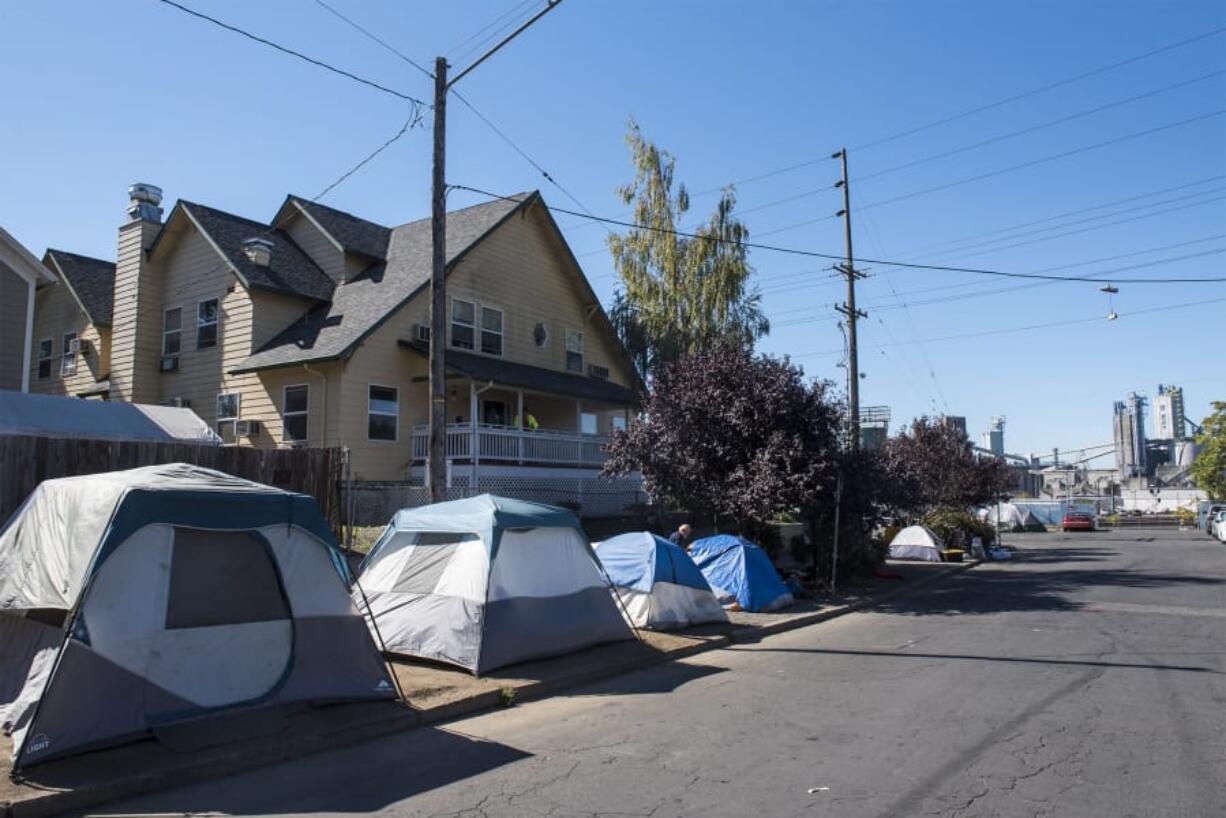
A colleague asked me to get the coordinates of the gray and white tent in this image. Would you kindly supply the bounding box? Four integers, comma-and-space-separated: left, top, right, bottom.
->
357, 495, 634, 675
0, 464, 395, 768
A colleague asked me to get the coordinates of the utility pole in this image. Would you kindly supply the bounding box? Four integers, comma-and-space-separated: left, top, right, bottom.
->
428, 57, 448, 502
833, 148, 865, 450
427, 0, 564, 502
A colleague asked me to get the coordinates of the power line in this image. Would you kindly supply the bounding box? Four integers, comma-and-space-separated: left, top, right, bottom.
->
313, 110, 423, 200
889, 174, 1226, 259
455, 184, 1226, 283
450, 0, 543, 65
312, 0, 434, 80
683, 24, 1226, 199
858, 108, 1226, 212
856, 69, 1226, 184
915, 185, 1226, 260
701, 69, 1226, 225
152, 0, 429, 108
307, 0, 600, 221
791, 295, 1226, 358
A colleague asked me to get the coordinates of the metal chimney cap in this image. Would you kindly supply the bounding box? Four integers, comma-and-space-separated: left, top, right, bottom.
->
242, 236, 274, 266
128, 183, 163, 205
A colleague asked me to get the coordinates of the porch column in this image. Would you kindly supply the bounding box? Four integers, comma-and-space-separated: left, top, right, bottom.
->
470, 381, 479, 496
517, 389, 524, 463
575, 399, 582, 465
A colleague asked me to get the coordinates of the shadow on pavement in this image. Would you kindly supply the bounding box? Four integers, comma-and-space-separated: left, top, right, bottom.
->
92, 725, 531, 816
725, 646, 1218, 674
562, 656, 728, 697
871, 557, 1226, 618
1016, 547, 1119, 563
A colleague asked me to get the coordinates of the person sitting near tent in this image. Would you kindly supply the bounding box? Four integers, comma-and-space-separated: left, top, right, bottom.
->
669, 523, 693, 551
514, 407, 540, 431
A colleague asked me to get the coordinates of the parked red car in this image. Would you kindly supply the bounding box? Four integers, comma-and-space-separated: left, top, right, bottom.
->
1062, 512, 1096, 532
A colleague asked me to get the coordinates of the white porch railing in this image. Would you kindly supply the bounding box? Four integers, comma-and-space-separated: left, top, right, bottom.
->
410, 424, 611, 467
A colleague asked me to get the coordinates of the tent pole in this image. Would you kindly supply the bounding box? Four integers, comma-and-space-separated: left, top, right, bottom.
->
352, 576, 407, 704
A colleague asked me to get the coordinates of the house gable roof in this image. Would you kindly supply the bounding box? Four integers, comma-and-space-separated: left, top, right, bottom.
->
0, 225, 56, 287
231, 194, 528, 373
43, 249, 116, 326
283, 196, 391, 260
150, 201, 335, 303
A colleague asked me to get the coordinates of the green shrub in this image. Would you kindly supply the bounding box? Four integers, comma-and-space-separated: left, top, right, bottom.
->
921, 508, 996, 548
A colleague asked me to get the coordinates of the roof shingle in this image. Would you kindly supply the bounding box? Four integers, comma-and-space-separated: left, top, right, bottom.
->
288, 196, 391, 260
179, 201, 335, 303
44, 250, 115, 326
232, 194, 527, 373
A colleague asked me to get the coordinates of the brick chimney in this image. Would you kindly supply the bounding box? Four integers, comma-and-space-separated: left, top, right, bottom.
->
109, 183, 164, 403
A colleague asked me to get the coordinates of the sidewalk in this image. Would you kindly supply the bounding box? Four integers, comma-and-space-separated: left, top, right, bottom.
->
1, 559, 973, 818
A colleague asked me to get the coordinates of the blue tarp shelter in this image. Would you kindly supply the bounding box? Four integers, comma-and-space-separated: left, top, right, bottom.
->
688, 535, 794, 613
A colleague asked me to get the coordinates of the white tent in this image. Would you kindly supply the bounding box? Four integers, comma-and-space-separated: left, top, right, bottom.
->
888, 526, 945, 562
0, 390, 220, 444
0, 464, 394, 768
356, 495, 634, 675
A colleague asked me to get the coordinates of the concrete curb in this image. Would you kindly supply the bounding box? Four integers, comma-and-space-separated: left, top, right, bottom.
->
4, 559, 978, 817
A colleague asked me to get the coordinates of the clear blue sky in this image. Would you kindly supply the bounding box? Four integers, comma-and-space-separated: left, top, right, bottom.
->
2, 0, 1223, 460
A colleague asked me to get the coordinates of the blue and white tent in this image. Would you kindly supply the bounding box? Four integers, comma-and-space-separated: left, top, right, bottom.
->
357, 495, 634, 675
689, 535, 794, 613
595, 532, 728, 630
0, 464, 395, 769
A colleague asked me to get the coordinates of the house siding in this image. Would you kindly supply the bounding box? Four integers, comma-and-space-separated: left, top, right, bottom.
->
332, 202, 638, 481
109, 220, 162, 403
404, 204, 635, 387
0, 263, 28, 391
28, 280, 109, 396
250, 290, 312, 351
284, 212, 345, 284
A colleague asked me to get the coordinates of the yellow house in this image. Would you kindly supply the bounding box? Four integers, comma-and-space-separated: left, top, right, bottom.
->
28, 184, 642, 509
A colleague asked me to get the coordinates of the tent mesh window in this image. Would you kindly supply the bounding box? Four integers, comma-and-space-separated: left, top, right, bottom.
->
391, 532, 478, 594
165, 529, 291, 629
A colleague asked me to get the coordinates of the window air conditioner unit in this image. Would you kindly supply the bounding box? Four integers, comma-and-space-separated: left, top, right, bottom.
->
67, 338, 83, 354
160, 355, 179, 372
163, 397, 190, 408
414, 323, 430, 342
588, 364, 609, 380
235, 419, 260, 437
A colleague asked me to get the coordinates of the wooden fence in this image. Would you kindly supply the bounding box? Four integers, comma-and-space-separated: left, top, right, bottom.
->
0, 436, 346, 533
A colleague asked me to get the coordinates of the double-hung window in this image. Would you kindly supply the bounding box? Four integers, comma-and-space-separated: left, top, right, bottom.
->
565, 330, 584, 373
368, 385, 398, 441
163, 307, 182, 358
60, 332, 78, 377
216, 393, 240, 444
282, 385, 309, 443
480, 307, 503, 356
451, 299, 475, 350
197, 299, 219, 349
36, 339, 53, 380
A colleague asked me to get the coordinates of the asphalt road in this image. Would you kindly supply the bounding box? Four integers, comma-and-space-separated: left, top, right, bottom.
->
97, 530, 1226, 818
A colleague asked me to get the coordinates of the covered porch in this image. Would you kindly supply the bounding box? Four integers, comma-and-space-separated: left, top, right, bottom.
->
401, 341, 638, 469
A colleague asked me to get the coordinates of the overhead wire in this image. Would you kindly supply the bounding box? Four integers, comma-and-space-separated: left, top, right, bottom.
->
152, 0, 429, 109
452, 184, 1226, 284
791, 295, 1226, 358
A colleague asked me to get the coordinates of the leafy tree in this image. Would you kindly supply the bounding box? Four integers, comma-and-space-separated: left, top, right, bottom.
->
1191, 401, 1226, 501
603, 345, 841, 538
883, 416, 1008, 517
607, 120, 769, 380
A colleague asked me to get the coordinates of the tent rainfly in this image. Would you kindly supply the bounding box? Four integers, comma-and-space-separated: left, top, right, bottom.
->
888, 525, 945, 562
595, 532, 728, 630
356, 495, 634, 675
688, 535, 794, 613
0, 464, 395, 769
